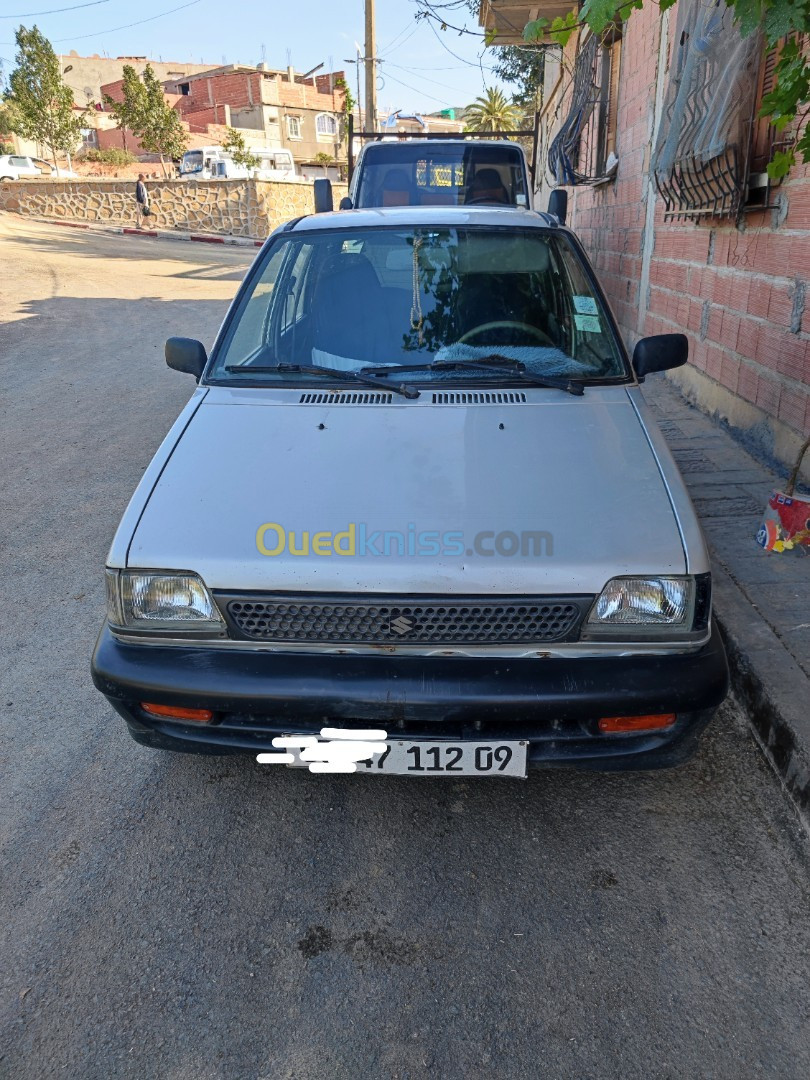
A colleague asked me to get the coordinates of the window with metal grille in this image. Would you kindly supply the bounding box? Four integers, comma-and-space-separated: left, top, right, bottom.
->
651, 0, 767, 222
578, 31, 622, 182
548, 29, 621, 186
286, 115, 302, 139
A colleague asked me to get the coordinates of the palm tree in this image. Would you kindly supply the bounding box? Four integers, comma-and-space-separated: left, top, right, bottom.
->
463, 88, 522, 132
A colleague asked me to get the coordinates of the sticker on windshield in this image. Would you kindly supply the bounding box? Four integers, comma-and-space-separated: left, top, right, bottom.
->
574, 313, 601, 333
573, 295, 598, 315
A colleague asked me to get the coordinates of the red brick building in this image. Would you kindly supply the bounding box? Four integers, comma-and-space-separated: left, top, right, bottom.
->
162, 65, 347, 166
98, 64, 347, 167
481, 0, 810, 475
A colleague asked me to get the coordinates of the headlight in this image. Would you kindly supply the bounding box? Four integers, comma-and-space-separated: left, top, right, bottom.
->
584, 576, 696, 639
106, 570, 225, 635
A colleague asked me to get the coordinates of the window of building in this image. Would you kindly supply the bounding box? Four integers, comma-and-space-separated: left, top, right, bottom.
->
547, 28, 622, 186
316, 113, 338, 138
80, 128, 98, 149
286, 115, 302, 139
650, 0, 778, 222
179, 82, 190, 96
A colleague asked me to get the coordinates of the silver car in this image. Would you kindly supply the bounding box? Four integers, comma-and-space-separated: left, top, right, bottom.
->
92, 206, 728, 777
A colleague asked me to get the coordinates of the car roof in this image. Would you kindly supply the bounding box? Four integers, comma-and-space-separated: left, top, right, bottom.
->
360, 138, 525, 150
287, 206, 563, 234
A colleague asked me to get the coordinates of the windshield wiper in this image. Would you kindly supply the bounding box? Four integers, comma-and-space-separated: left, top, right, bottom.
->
366, 354, 584, 396
223, 363, 420, 399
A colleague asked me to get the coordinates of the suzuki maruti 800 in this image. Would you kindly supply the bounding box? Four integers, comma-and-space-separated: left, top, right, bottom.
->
92, 206, 729, 777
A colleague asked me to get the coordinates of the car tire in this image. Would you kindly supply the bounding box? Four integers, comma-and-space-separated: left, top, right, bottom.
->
0, 176, 14, 181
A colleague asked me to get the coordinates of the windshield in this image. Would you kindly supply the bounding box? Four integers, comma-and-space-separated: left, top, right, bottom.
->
356, 143, 528, 207
182, 150, 204, 174
210, 226, 627, 384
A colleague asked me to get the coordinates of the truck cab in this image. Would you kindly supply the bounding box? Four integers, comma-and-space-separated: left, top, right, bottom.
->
345, 138, 533, 209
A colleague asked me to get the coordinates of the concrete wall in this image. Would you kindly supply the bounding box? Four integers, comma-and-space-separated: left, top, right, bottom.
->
0, 177, 348, 239
541, 6, 810, 475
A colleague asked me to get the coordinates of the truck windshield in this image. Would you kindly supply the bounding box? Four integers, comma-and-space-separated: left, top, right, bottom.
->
356, 143, 528, 207
211, 226, 627, 384
181, 150, 203, 174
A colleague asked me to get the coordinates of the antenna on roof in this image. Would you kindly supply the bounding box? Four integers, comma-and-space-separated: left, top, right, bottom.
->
260, 43, 266, 65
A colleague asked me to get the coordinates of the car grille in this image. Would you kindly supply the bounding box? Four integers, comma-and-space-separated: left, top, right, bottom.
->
218, 594, 591, 645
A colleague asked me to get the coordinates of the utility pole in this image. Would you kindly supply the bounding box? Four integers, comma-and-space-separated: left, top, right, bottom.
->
364, 0, 376, 133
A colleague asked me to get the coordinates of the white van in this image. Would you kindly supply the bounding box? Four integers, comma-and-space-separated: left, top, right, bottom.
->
180, 146, 297, 181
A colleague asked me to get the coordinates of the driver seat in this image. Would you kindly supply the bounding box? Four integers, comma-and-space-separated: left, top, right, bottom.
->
465, 168, 509, 205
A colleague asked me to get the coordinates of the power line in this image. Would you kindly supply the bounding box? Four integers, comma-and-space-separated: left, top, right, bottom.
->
377, 18, 416, 56
384, 60, 472, 96
51, 0, 201, 43
425, 13, 480, 68
379, 21, 419, 57
381, 67, 455, 109
1, 0, 110, 16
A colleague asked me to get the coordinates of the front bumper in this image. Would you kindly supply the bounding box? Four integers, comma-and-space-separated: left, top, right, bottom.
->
91, 624, 729, 769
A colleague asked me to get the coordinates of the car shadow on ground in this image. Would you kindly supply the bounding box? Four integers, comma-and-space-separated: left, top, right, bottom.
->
0, 221, 253, 277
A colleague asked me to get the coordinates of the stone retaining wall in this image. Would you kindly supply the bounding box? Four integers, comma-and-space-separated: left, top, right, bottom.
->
0, 177, 348, 239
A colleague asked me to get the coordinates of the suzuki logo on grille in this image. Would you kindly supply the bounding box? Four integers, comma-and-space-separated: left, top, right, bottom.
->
389, 615, 414, 636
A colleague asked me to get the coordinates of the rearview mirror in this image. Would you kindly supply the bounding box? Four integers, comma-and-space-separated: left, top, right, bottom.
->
547, 188, 568, 225
313, 178, 333, 213
165, 337, 207, 380
632, 334, 688, 378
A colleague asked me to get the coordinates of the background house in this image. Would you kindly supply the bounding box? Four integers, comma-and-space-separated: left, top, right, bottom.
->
162, 64, 347, 170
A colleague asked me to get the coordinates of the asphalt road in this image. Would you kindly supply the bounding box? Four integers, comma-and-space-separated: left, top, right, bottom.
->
1, 215, 809, 1080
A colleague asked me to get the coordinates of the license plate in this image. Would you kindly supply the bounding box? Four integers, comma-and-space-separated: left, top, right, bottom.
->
357, 740, 528, 778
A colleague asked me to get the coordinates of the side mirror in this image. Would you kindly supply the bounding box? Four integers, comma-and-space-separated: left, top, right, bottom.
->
547, 188, 568, 225
165, 337, 207, 380
339, 196, 353, 210
313, 178, 333, 213
632, 334, 688, 378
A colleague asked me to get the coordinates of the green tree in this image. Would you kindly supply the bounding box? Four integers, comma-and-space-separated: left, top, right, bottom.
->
102, 65, 147, 153
522, 0, 810, 178
136, 64, 187, 175
335, 75, 355, 118
221, 126, 260, 169
314, 150, 335, 174
489, 46, 545, 112
5, 25, 84, 167
464, 87, 522, 132
0, 99, 21, 140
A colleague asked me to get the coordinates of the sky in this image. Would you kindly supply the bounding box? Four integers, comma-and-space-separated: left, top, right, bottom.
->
0, 0, 508, 113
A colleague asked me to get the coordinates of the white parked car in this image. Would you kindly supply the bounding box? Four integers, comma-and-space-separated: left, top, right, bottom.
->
0, 155, 78, 180
92, 204, 729, 776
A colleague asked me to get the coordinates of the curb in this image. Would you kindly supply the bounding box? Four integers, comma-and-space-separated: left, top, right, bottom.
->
710, 557, 810, 829
40, 216, 265, 247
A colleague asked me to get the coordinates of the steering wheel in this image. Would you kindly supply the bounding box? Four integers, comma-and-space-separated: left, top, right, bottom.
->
458, 320, 555, 347
465, 195, 507, 206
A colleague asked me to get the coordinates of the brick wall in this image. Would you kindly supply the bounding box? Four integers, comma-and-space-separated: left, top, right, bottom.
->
559, 4, 809, 469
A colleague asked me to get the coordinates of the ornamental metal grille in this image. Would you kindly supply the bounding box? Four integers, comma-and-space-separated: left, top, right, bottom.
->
652, 0, 763, 220
220, 594, 591, 645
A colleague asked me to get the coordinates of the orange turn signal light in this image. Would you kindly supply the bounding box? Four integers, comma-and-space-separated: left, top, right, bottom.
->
141, 702, 214, 723
599, 713, 676, 734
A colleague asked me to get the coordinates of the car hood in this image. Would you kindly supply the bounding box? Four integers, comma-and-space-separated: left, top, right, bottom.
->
127, 386, 685, 594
